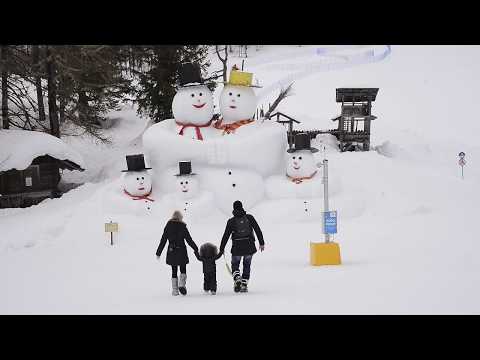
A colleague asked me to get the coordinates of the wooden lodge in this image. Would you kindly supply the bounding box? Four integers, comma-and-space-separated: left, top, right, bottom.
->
0, 155, 84, 208
331, 88, 379, 152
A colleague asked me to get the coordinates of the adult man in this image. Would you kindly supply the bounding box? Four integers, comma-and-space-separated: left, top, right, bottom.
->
219, 200, 265, 293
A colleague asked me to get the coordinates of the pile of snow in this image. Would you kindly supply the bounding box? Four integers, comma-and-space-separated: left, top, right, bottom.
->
0, 129, 85, 172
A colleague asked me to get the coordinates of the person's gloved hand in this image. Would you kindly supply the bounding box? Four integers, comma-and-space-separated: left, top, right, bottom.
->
259, 245, 265, 252
156, 255, 161, 260
194, 251, 201, 261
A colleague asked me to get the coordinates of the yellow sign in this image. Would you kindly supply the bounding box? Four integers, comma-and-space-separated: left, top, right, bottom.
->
105, 222, 119, 233
310, 242, 341, 266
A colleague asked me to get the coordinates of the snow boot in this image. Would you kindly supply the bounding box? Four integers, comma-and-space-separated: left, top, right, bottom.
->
240, 278, 248, 293
210, 290, 216, 295
172, 278, 179, 296
178, 273, 187, 295
233, 271, 242, 293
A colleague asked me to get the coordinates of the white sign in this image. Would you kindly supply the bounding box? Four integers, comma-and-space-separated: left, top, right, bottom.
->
25, 177, 32, 187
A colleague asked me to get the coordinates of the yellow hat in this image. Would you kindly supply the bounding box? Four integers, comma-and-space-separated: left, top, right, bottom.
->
224, 68, 262, 88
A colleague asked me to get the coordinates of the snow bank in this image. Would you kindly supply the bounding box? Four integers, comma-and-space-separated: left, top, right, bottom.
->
0, 129, 85, 172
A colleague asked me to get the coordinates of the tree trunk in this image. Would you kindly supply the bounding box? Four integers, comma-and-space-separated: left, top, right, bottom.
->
78, 90, 90, 124
46, 46, 60, 137
1, 45, 9, 129
32, 45, 46, 123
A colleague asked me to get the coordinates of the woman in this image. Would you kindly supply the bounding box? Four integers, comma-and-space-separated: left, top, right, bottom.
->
156, 210, 199, 296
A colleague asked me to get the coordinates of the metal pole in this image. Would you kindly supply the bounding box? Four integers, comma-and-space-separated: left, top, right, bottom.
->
110, 220, 113, 246
323, 159, 330, 243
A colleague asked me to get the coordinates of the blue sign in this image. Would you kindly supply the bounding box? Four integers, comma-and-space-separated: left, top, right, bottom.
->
324, 211, 337, 234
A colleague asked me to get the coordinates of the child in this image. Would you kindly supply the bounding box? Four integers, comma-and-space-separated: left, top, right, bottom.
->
196, 242, 223, 295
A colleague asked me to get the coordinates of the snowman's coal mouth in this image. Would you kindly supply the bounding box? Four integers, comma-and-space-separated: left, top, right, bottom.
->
193, 103, 206, 108
293, 166, 300, 170
182, 189, 188, 193
229, 105, 237, 109
138, 187, 145, 190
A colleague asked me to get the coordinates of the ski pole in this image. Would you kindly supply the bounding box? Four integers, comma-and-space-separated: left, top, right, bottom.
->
223, 254, 232, 276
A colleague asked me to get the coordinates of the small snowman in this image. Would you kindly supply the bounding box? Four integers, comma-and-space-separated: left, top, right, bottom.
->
172, 63, 215, 140
286, 133, 319, 183
215, 67, 261, 135
121, 154, 155, 213
174, 161, 200, 213
264, 133, 325, 200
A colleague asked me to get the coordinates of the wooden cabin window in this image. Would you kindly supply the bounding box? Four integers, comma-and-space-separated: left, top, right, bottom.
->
355, 120, 365, 132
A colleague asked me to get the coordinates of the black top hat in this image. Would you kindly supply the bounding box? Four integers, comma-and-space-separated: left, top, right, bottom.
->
121, 154, 152, 172
287, 133, 319, 153
175, 161, 197, 176
178, 63, 204, 87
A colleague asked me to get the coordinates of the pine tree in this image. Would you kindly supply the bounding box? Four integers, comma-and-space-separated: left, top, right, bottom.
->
134, 45, 215, 123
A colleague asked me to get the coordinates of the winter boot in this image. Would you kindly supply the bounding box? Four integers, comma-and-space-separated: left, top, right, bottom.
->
178, 273, 187, 295
233, 271, 242, 293
210, 290, 216, 295
240, 278, 248, 293
172, 278, 179, 296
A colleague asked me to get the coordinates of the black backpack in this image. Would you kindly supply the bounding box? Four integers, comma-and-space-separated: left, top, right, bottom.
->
233, 215, 252, 241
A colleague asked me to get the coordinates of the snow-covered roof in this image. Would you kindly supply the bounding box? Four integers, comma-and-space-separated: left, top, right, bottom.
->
0, 129, 85, 172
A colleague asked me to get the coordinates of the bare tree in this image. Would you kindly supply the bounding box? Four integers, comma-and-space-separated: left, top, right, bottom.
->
264, 83, 294, 119
45, 46, 60, 137
215, 45, 228, 83
1, 46, 9, 129
32, 45, 46, 123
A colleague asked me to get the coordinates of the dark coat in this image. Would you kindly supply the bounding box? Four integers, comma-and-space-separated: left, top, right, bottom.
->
156, 219, 198, 266
219, 208, 264, 256
198, 242, 222, 273
198, 252, 222, 274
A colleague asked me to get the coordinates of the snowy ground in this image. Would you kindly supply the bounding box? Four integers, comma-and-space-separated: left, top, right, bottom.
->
1, 45, 480, 314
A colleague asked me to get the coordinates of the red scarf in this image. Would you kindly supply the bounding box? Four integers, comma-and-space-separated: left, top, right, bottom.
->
123, 189, 155, 202
175, 119, 213, 140
286, 170, 318, 184
213, 118, 254, 135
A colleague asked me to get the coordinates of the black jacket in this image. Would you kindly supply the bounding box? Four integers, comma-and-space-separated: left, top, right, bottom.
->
156, 220, 198, 266
219, 209, 264, 256
198, 252, 222, 273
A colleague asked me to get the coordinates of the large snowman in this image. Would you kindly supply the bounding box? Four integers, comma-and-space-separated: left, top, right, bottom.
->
101, 154, 156, 217
143, 66, 286, 177
171, 63, 216, 141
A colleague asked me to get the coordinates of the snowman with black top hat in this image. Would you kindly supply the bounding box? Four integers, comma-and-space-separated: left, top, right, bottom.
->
264, 133, 325, 200
160, 160, 221, 222
172, 63, 216, 141
120, 154, 156, 214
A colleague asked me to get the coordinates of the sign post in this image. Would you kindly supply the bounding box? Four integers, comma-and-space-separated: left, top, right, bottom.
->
105, 221, 119, 246
310, 157, 341, 266
458, 152, 466, 179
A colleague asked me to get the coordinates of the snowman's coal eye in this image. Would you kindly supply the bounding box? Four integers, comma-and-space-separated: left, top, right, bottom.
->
237, 94, 241, 97
292, 156, 296, 160
232, 183, 236, 187
186, 181, 189, 185
299, 156, 302, 160
191, 94, 195, 97
136, 177, 139, 180
141, 177, 144, 180
199, 93, 203, 96
228, 171, 232, 175
180, 182, 184, 185
229, 92, 232, 96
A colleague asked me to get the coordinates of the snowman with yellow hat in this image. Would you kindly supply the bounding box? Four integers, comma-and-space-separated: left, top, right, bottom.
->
214, 66, 261, 135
